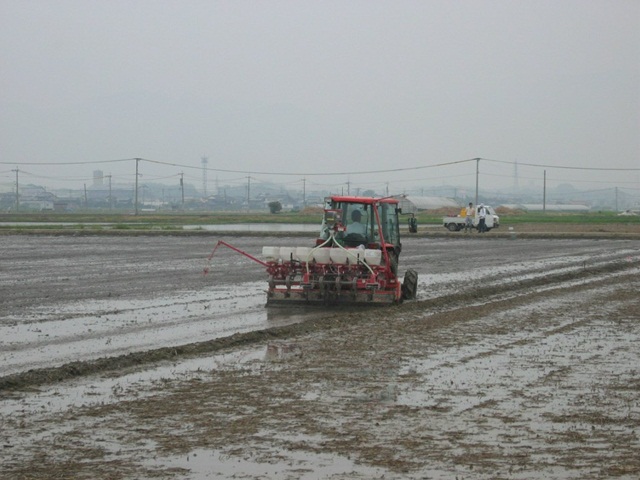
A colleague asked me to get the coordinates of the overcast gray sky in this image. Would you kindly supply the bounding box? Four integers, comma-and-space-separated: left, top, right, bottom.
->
1, 0, 638, 194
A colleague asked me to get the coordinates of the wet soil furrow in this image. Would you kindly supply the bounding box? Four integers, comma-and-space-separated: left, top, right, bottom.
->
1, 256, 637, 393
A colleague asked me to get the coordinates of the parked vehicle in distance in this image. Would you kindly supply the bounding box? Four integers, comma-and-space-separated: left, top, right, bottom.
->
617, 210, 639, 216
443, 205, 500, 232
489, 206, 500, 228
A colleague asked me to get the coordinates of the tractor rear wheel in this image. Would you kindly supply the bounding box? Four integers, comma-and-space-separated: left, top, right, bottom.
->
401, 269, 418, 300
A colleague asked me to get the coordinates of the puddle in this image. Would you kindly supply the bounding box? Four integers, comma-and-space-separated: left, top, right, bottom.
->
0, 348, 266, 414
418, 248, 640, 300
1, 236, 639, 479
0, 282, 310, 377
0, 222, 320, 233
183, 223, 320, 233
149, 446, 387, 479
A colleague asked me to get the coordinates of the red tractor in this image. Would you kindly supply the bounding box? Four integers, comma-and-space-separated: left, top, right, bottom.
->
207, 195, 418, 306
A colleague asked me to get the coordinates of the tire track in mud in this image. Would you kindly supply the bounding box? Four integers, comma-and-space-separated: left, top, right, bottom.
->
412, 245, 639, 301
1, 255, 638, 394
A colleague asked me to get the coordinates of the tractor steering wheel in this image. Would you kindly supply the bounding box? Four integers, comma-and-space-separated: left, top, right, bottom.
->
343, 233, 367, 246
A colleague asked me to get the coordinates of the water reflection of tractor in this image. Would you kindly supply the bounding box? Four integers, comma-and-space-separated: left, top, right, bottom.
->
206, 195, 418, 306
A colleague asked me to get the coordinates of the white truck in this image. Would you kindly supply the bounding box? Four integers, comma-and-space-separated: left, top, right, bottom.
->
443, 205, 500, 232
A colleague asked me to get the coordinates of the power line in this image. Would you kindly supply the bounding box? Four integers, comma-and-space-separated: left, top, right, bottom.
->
2, 156, 638, 176
0, 158, 135, 166
480, 170, 640, 186
137, 173, 183, 182
482, 157, 640, 172
16, 170, 94, 182
139, 157, 479, 176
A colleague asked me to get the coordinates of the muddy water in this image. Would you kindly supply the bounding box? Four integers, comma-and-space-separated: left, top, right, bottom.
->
1, 236, 638, 377
0, 236, 307, 377
1, 235, 639, 479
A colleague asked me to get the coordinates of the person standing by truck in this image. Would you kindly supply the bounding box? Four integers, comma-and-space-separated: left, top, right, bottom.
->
477, 204, 487, 233
464, 202, 475, 233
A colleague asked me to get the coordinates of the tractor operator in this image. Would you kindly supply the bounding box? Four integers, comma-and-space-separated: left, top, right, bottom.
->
346, 209, 367, 236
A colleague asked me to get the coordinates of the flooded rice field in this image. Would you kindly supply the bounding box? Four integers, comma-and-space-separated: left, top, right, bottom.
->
1, 233, 639, 479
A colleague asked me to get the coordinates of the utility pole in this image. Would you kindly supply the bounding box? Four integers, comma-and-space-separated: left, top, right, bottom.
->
104, 174, 112, 210
474, 157, 480, 208
179, 172, 184, 209
246, 176, 251, 211
302, 177, 306, 207
84, 183, 88, 208
615, 186, 619, 212
543, 170, 547, 213
134, 158, 140, 215
201, 156, 208, 197
12, 168, 19, 211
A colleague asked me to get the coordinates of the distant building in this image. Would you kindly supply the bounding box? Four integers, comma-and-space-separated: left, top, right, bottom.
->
93, 170, 104, 186
500, 204, 591, 212
399, 196, 460, 213
19, 185, 56, 211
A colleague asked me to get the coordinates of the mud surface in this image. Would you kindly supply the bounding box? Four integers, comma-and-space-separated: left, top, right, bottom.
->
1, 233, 639, 479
